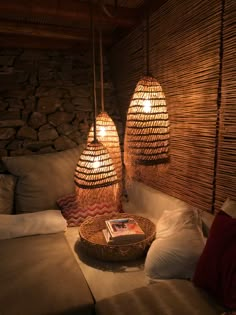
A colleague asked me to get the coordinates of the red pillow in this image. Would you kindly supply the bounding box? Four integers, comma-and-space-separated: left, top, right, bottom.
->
193, 211, 236, 309
57, 193, 120, 227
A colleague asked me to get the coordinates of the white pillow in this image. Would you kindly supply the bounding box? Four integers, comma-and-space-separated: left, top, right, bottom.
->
155, 207, 202, 238
144, 207, 205, 280
0, 210, 67, 240
2, 146, 83, 213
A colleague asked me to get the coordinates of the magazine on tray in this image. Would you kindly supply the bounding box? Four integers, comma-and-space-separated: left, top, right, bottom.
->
102, 228, 144, 244
105, 218, 145, 241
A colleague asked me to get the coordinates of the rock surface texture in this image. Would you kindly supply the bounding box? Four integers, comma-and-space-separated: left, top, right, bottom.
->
0, 49, 123, 171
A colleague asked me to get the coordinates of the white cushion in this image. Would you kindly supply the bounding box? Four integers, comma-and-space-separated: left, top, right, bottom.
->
125, 180, 190, 222
0, 210, 67, 240
2, 146, 83, 213
144, 208, 205, 280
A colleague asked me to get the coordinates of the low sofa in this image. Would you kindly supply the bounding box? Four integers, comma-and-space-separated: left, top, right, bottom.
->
95, 182, 226, 315
0, 147, 95, 315
0, 147, 228, 315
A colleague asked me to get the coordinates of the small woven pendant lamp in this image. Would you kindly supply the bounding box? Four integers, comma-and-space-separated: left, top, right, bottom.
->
124, 7, 170, 171
74, 6, 118, 192
74, 140, 118, 189
74, 138, 119, 211
88, 111, 122, 182
88, 30, 122, 183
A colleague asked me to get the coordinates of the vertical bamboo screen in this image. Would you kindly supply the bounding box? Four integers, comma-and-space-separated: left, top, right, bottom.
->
110, 25, 144, 123
215, 0, 236, 212
110, 0, 223, 212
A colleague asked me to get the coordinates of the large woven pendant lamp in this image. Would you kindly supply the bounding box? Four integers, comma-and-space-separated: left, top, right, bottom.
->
74, 3, 119, 212
124, 7, 170, 174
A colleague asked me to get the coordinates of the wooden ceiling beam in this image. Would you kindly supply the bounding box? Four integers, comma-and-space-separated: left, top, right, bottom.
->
0, 0, 140, 28
0, 20, 112, 45
0, 34, 81, 50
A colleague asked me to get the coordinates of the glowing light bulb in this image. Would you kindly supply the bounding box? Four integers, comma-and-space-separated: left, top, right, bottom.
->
99, 126, 106, 138
143, 99, 151, 113
92, 158, 100, 169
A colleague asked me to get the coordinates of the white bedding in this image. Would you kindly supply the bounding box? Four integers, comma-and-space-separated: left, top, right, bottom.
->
0, 210, 67, 240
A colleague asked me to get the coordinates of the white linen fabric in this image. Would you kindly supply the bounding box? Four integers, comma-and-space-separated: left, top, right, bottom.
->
0, 210, 67, 240
144, 207, 206, 280
155, 207, 203, 238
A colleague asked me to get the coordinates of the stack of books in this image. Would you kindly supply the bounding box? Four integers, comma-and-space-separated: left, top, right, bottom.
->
102, 218, 145, 245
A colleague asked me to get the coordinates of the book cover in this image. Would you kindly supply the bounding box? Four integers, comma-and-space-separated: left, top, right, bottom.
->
105, 218, 145, 241
102, 228, 113, 244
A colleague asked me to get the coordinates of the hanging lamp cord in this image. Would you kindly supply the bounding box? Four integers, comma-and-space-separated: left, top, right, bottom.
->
145, 3, 150, 76
99, 29, 105, 112
90, 2, 97, 142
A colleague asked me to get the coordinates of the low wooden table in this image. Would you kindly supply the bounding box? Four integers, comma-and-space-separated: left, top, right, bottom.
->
79, 213, 156, 262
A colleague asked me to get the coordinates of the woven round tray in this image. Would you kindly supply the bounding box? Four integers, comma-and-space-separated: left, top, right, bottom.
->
79, 213, 156, 262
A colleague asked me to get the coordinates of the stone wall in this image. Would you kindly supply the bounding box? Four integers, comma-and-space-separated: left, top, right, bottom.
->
0, 49, 123, 171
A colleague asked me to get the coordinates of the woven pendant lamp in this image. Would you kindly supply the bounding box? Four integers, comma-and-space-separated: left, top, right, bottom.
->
88, 111, 122, 182
74, 5, 118, 192
88, 30, 122, 183
74, 140, 119, 216
124, 7, 170, 169
124, 75, 170, 166
74, 140, 118, 189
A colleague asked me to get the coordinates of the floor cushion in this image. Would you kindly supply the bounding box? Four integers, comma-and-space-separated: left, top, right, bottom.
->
0, 232, 94, 315
95, 279, 225, 315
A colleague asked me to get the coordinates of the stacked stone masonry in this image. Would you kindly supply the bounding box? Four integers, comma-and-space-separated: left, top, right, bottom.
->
0, 49, 123, 171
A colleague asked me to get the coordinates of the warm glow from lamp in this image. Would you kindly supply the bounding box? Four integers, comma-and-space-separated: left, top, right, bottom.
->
93, 157, 101, 169
143, 99, 151, 113
99, 126, 106, 138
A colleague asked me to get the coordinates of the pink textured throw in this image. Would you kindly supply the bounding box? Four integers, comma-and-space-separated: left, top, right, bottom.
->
57, 193, 120, 227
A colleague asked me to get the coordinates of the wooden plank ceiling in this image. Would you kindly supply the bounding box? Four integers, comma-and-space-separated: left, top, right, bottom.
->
0, 0, 168, 49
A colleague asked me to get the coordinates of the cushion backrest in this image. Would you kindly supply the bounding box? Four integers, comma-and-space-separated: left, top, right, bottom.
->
2, 146, 83, 213
126, 180, 192, 222
125, 180, 214, 233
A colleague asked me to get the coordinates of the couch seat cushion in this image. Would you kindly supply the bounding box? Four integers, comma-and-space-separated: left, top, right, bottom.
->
0, 233, 94, 315
95, 279, 225, 315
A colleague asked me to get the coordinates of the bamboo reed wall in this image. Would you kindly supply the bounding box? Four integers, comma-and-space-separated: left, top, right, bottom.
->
215, 0, 236, 212
110, 0, 233, 213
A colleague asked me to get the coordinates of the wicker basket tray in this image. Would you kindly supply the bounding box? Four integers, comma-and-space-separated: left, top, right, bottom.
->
79, 213, 156, 262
